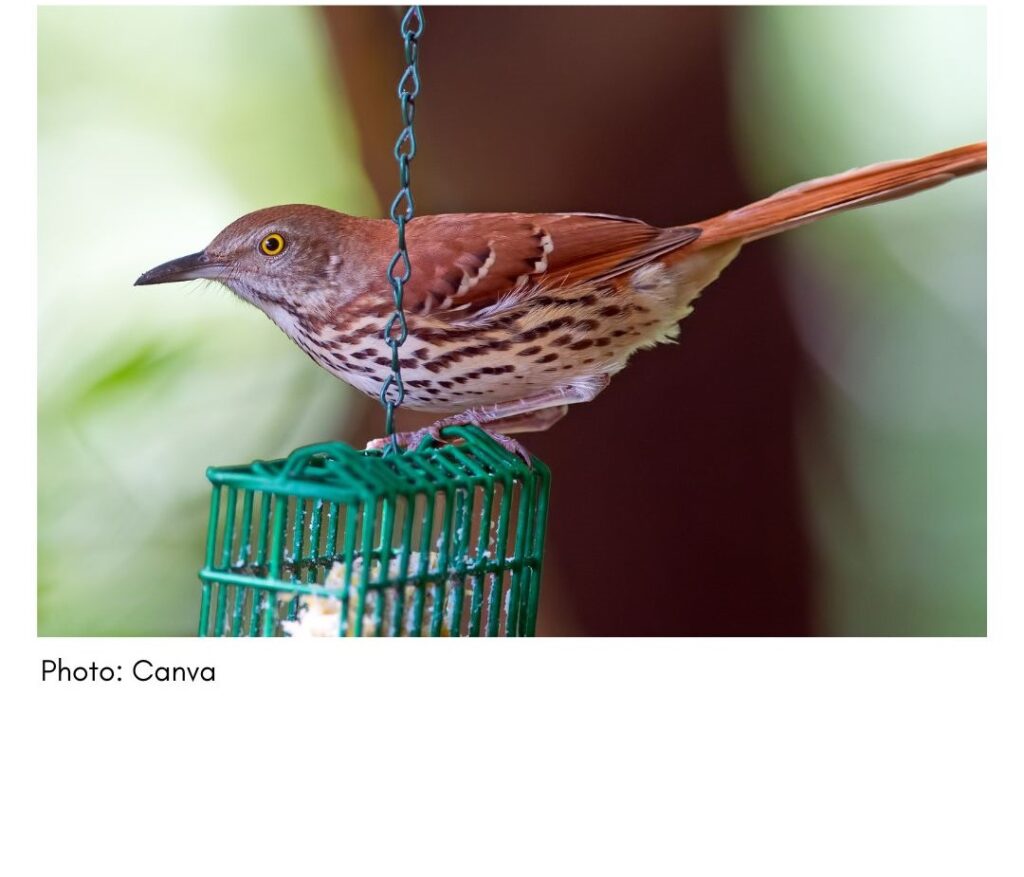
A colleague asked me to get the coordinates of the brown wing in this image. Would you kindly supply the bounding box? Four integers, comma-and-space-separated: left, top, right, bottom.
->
401, 212, 701, 315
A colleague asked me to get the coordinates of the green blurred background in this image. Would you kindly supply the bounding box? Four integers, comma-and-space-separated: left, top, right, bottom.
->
38, 7, 378, 634
38, 6, 984, 635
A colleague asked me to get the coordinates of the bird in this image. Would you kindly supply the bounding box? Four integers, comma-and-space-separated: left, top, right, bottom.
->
136, 142, 986, 458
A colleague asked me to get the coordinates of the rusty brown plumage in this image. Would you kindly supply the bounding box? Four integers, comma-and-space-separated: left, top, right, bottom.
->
135, 142, 987, 456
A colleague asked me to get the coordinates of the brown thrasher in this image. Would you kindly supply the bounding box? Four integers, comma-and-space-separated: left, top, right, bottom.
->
136, 142, 986, 456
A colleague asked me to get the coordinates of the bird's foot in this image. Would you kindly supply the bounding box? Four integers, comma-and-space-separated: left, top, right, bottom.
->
366, 424, 532, 465
365, 425, 442, 454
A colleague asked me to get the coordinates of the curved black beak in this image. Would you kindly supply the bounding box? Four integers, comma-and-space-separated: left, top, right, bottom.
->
134, 251, 226, 286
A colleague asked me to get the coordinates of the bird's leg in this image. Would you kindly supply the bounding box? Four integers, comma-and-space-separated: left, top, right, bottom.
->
484, 404, 569, 435
366, 376, 610, 461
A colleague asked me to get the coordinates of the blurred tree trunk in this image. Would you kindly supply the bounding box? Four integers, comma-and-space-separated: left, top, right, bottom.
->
323, 6, 814, 634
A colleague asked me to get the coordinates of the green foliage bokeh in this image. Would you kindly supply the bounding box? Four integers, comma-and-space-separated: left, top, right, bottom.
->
38, 6, 377, 634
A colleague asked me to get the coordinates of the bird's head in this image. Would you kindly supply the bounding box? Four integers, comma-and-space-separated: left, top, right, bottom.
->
134, 204, 372, 316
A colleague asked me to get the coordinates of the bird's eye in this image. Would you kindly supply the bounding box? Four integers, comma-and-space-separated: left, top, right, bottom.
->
259, 233, 286, 256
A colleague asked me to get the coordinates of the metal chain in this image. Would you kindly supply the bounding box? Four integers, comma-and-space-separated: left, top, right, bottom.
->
380, 5, 424, 454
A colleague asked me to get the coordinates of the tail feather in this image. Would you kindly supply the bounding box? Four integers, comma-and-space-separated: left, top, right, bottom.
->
691, 142, 986, 249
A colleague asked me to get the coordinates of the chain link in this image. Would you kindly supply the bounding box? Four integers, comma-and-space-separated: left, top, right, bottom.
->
380, 5, 424, 455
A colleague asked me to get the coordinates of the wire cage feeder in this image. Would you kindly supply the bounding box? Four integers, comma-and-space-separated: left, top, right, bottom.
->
198, 426, 550, 637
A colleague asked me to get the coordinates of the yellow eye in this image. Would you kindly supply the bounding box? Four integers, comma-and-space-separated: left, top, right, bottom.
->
259, 233, 285, 256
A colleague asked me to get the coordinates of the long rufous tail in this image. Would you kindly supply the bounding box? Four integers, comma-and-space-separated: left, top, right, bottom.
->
691, 142, 986, 249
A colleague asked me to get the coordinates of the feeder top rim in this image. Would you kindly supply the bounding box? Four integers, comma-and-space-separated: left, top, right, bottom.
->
205, 425, 548, 500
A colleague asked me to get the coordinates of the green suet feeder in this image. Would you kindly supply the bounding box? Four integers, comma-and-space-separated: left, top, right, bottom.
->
198, 427, 550, 637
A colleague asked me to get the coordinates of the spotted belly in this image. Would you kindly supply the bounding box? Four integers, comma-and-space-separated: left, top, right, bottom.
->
285, 250, 739, 413
295, 304, 654, 413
